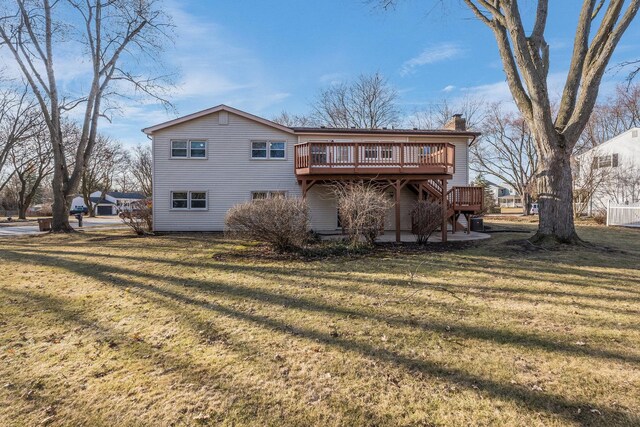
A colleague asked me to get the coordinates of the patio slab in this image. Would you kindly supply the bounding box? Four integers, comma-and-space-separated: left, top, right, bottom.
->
320, 230, 491, 243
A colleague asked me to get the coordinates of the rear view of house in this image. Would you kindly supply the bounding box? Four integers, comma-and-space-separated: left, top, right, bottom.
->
143, 105, 483, 242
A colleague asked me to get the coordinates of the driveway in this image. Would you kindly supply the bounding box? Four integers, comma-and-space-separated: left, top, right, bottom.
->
0, 216, 126, 237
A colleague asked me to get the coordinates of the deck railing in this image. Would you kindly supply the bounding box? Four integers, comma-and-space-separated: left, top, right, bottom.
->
294, 141, 455, 174
447, 186, 484, 211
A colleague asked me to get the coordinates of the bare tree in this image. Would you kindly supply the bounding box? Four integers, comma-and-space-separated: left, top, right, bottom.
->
271, 111, 315, 127
0, 86, 41, 192
578, 83, 640, 151
80, 135, 127, 217
130, 144, 152, 196
311, 72, 400, 128
0, 0, 173, 231
470, 104, 538, 215
572, 149, 612, 217
382, 1, 640, 244
113, 149, 135, 192
9, 128, 53, 219
408, 96, 485, 130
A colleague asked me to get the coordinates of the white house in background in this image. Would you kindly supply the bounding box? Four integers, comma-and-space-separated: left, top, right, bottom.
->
143, 105, 484, 242
70, 191, 146, 215
574, 127, 640, 215
485, 180, 511, 200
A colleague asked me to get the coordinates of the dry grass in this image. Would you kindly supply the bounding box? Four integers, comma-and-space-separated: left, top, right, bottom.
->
0, 223, 639, 426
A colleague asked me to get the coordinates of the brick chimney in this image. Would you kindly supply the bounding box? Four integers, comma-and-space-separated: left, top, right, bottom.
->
444, 114, 466, 131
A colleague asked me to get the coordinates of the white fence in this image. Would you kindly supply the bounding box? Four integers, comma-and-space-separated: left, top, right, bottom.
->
607, 202, 640, 228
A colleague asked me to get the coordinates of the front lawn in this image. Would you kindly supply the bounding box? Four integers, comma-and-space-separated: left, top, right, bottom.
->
0, 223, 639, 426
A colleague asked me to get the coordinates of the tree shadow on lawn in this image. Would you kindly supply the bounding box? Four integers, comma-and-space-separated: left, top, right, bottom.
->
0, 287, 384, 425
14, 244, 640, 323
2, 248, 639, 425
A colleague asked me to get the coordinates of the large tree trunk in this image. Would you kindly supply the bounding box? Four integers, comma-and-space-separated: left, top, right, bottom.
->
51, 168, 73, 232
531, 139, 580, 244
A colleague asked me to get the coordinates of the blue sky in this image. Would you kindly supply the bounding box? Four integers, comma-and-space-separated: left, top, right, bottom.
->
102, 0, 640, 147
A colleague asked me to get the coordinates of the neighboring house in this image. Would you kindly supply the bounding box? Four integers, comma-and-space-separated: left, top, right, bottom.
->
485, 180, 511, 202
71, 191, 146, 215
498, 194, 524, 214
574, 127, 640, 215
143, 105, 484, 242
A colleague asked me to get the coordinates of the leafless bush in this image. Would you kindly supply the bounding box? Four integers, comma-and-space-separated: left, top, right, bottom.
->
37, 203, 53, 217
593, 210, 607, 225
120, 200, 153, 236
225, 197, 309, 252
333, 181, 393, 247
410, 200, 443, 244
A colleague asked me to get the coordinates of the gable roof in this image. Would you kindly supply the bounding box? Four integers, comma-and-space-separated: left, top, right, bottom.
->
142, 104, 295, 135
577, 127, 640, 157
107, 192, 146, 200
142, 104, 481, 139
90, 197, 115, 205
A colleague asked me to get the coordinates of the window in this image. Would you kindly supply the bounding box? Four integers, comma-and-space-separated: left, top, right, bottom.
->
381, 147, 393, 159
171, 192, 188, 209
171, 140, 207, 158
251, 191, 268, 201
171, 141, 188, 158
251, 191, 287, 201
310, 144, 327, 164
190, 141, 206, 158
251, 142, 267, 158
270, 142, 285, 158
190, 192, 207, 209
595, 153, 620, 169
364, 146, 378, 160
334, 146, 350, 163
171, 191, 207, 210
251, 141, 286, 159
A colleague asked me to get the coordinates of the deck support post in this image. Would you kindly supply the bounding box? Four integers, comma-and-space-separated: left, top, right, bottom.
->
441, 178, 447, 243
395, 179, 402, 243
301, 179, 317, 199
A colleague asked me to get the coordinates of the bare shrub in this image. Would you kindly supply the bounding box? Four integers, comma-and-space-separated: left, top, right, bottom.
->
120, 200, 153, 235
593, 210, 607, 225
410, 200, 443, 244
333, 181, 393, 247
225, 197, 309, 252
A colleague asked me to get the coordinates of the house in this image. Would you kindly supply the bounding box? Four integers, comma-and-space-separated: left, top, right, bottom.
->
70, 191, 146, 215
574, 127, 640, 215
498, 194, 524, 214
485, 180, 511, 201
143, 105, 484, 242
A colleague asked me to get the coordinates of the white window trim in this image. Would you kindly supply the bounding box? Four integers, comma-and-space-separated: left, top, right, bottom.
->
170, 191, 209, 211
170, 140, 208, 159
250, 140, 287, 160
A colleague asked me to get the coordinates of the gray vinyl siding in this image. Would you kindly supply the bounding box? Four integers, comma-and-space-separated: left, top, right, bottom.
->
152, 111, 299, 231
151, 114, 473, 232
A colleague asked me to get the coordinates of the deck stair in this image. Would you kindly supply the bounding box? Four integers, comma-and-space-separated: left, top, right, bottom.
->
410, 181, 484, 233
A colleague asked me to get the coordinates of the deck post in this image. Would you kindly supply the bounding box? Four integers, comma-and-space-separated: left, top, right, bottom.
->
441, 178, 447, 243
395, 179, 401, 243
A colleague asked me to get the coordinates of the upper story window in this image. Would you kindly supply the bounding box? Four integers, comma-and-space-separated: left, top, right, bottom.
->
171, 140, 207, 159
594, 153, 619, 169
251, 141, 286, 159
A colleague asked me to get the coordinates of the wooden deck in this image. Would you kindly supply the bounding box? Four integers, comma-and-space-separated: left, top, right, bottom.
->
294, 141, 483, 243
294, 141, 455, 176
